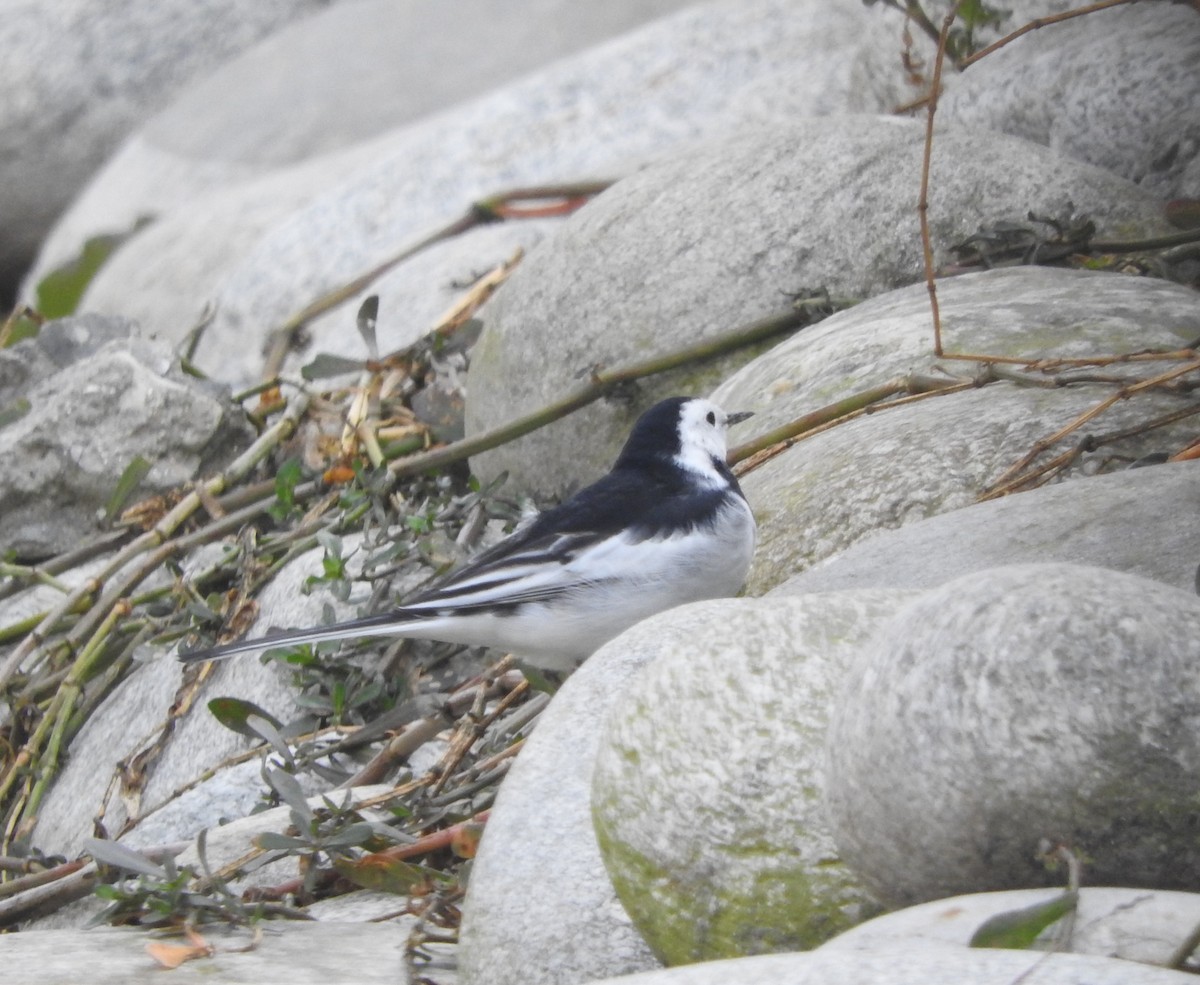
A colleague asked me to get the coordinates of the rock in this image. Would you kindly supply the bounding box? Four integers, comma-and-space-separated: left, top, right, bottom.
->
61, 0, 871, 388
709, 267, 1200, 594
0, 923, 410, 984
0, 312, 138, 408
592, 592, 915, 963
0, 0, 335, 299
302, 218, 565, 379
941, 4, 1200, 199
457, 613, 672, 985
821, 886, 1200, 967
825, 563, 1200, 907
584, 945, 1197, 985
466, 121, 1171, 500
24, 0, 702, 293
0, 333, 249, 559
775, 460, 1200, 597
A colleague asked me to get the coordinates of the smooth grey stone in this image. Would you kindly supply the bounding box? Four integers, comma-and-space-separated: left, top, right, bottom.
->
467, 122, 1170, 500
458, 610, 676, 985
822, 886, 1200, 967
0, 922, 411, 984
710, 268, 1200, 594
592, 592, 914, 963
0, 0, 333, 296
25, 0, 701, 292
825, 563, 1200, 906
775, 460, 1200, 598
66, 0, 870, 388
587, 945, 1197, 985
941, 3, 1200, 199
0, 337, 247, 558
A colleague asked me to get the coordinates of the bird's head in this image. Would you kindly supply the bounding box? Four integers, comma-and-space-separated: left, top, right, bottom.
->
616, 396, 753, 481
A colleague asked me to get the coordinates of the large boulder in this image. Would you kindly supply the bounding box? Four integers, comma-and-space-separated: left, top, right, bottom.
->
826, 564, 1200, 906
710, 267, 1200, 594
51, 0, 871, 389
0, 319, 249, 559
0, 0, 336, 299
466, 122, 1171, 500
23, 0, 702, 292
777, 460, 1200, 597
941, 3, 1200, 199
591, 593, 913, 963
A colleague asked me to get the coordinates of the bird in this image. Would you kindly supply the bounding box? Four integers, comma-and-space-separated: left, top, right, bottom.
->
179, 396, 756, 673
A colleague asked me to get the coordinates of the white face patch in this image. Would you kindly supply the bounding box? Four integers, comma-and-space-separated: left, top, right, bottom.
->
673, 399, 732, 485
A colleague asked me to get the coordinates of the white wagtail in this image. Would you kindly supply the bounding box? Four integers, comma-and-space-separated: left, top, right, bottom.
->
179, 396, 756, 672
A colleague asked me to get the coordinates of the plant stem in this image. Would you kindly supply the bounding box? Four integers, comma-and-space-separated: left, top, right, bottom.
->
387, 304, 812, 480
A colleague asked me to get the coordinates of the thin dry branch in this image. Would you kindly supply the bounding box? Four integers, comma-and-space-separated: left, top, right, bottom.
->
386, 304, 814, 481
981, 357, 1200, 498
959, 0, 1143, 69
260, 182, 612, 379
730, 372, 975, 474
918, 0, 968, 356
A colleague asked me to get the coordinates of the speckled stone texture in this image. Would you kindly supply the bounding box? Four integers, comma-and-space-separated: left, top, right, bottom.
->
826, 563, 1200, 906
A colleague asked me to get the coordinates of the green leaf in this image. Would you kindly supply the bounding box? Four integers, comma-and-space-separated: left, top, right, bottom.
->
517, 662, 561, 695
0, 398, 31, 428
246, 714, 296, 769
969, 890, 1078, 949
264, 767, 312, 823
84, 838, 168, 879
103, 455, 152, 522
332, 855, 450, 894
268, 457, 304, 521
267, 643, 317, 668
316, 529, 344, 561
406, 513, 432, 534
381, 433, 424, 460
1, 314, 40, 348
207, 697, 284, 738
254, 832, 311, 852
35, 225, 148, 318
321, 821, 380, 850
300, 353, 368, 380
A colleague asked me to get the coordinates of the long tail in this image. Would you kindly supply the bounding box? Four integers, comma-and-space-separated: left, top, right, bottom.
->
177, 610, 424, 664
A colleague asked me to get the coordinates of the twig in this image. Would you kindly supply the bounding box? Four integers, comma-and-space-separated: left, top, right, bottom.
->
0, 531, 130, 606
982, 358, 1200, 498
340, 713, 453, 789
979, 399, 1200, 499
388, 304, 813, 481
0, 392, 312, 691
260, 182, 611, 380
919, 0, 968, 357
901, 0, 946, 49
1169, 914, 1200, 969
959, 0, 1141, 69
1087, 228, 1200, 254
729, 372, 973, 472
9, 600, 132, 818
371, 811, 490, 863
0, 858, 88, 898
916, 0, 1162, 363
0, 862, 96, 926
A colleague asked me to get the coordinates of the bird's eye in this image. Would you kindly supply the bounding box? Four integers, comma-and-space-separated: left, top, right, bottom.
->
706, 411, 716, 426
